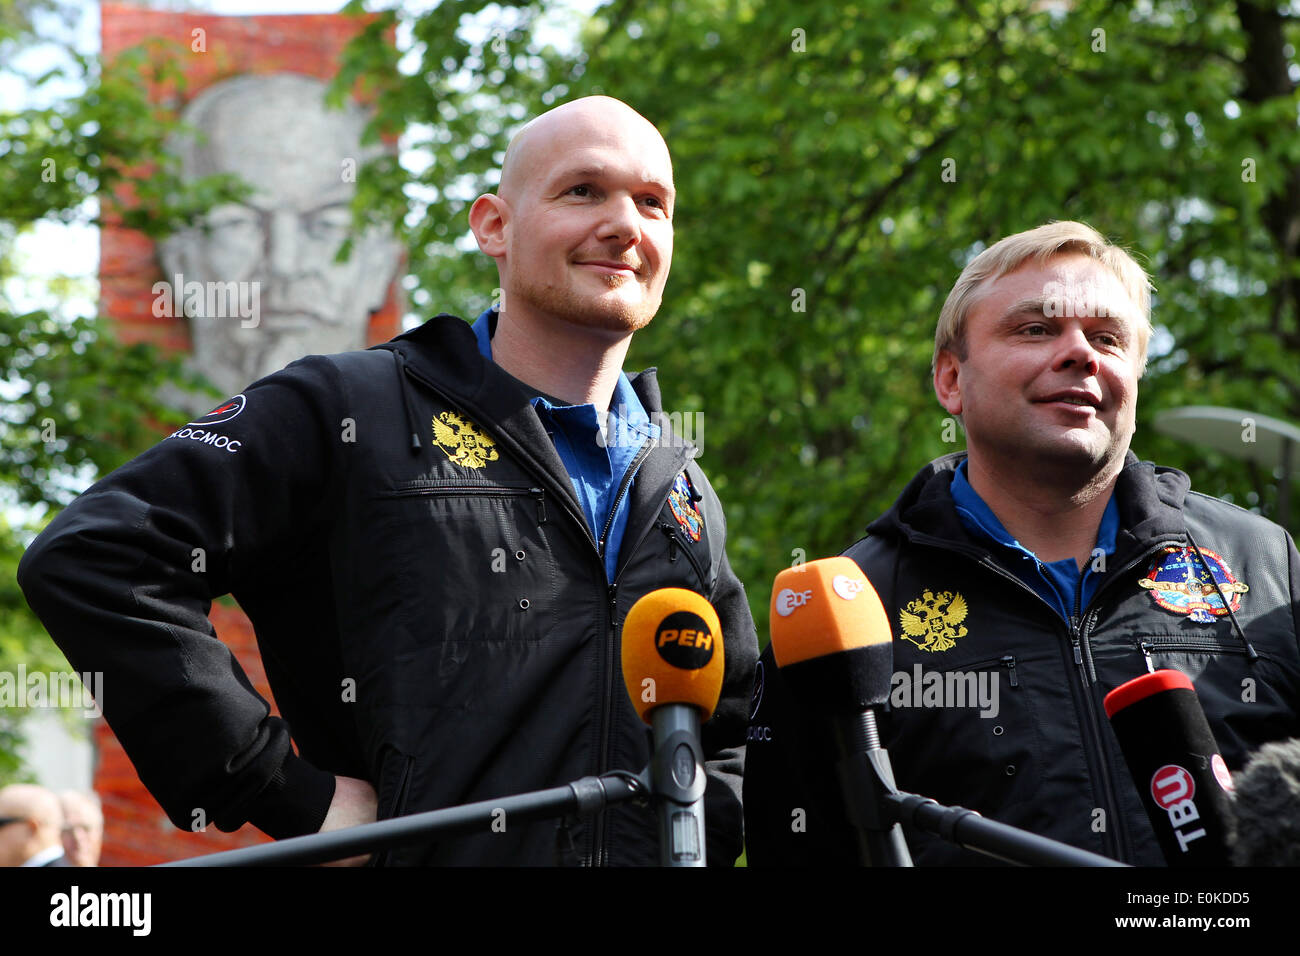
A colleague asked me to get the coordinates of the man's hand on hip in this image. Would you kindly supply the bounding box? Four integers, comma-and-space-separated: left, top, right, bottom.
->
318, 774, 378, 866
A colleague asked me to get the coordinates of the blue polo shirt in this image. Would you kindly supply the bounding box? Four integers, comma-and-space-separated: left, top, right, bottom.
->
950, 459, 1119, 621
472, 309, 660, 580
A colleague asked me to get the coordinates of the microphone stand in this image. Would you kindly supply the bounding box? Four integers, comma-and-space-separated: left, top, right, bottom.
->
650, 706, 708, 866
158, 771, 648, 867
834, 709, 914, 866
841, 725, 1127, 866
884, 791, 1128, 867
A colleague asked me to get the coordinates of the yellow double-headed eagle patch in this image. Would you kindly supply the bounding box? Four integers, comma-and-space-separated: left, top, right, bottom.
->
899, 589, 969, 653
432, 411, 499, 469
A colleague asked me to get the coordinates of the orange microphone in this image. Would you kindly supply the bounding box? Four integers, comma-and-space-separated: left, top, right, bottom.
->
621, 588, 725, 866
770, 557, 894, 715
768, 557, 912, 866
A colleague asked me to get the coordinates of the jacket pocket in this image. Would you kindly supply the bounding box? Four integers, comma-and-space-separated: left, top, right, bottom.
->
885, 653, 1044, 817
1132, 634, 1297, 770
658, 520, 709, 590
1137, 634, 1268, 669
372, 480, 559, 645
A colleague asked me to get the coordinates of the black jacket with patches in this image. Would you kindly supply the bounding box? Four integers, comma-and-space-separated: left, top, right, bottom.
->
744, 452, 1300, 865
18, 313, 758, 865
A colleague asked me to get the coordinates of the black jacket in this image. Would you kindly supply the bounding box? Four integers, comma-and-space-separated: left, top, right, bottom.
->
18, 313, 759, 865
744, 452, 1300, 865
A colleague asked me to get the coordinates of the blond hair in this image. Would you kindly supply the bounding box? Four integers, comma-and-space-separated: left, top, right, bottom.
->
933, 221, 1154, 377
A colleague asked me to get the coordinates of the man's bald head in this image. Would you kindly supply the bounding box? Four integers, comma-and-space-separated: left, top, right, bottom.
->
59, 790, 103, 867
0, 784, 64, 866
0, 784, 61, 826
470, 94, 676, 336
498, 96, 673, 203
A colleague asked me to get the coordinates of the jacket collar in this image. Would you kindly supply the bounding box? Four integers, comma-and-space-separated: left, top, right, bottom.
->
381, 312, 671, 416
869, 450, 1191, 563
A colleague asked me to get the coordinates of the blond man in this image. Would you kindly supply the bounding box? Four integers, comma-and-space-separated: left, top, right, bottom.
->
745, 221, 1300, 866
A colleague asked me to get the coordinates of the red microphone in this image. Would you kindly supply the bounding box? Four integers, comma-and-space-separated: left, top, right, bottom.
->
1104, 670, 1234, 866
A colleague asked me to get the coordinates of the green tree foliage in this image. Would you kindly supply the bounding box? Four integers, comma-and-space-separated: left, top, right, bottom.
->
339, 0, 1300, 639
0, 6, 235, 777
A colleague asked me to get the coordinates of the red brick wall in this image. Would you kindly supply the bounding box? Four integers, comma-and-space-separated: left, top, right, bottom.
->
95, 4, 399, 865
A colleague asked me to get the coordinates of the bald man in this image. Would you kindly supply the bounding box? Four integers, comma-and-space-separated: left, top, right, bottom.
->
19, 96, 758, 866
0, 785, 71, 867
58, 790, 103, 867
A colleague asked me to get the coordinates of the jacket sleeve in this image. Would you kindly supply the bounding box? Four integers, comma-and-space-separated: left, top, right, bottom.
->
698, 480, 759, 866
16, 356, 348, 839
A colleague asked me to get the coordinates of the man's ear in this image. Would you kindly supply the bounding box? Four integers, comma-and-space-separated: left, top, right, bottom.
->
933, 348, 963, 416
469, 194, 508, 258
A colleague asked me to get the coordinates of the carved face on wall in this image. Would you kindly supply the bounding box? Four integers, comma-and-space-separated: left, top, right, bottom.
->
159, 73, 401, 396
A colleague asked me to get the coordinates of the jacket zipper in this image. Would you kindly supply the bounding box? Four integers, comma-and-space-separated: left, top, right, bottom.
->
387, 483, 549, 526
390, 756, 412, 818
1073, 540, 1187, 863
1066, 571, 1122, 858
387, 482, 540, 497
591, 437, 653, 867
597, 440, 655, 560
1063, 543, 1178, 863
1050, 538, 1186, 864
374, 754, 413, 867
958, 654, 1020, 687
659, 521, 708, 587
1069, 598, 1125, 863
1140, 637, 1263, 672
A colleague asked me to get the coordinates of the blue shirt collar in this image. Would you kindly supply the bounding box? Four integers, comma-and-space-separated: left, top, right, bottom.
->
470, 307, 657, 438
950, 458, 1119, 558
472, 307, 495, 361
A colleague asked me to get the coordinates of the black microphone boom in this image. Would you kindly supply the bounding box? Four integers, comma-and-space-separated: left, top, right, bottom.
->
156, 773, 645, 867
887, 792, 1126, 867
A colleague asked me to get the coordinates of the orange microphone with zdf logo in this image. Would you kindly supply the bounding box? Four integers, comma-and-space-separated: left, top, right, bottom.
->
769, 557, 911, 866
770, 557, 894, 715
621, 588, 725, 866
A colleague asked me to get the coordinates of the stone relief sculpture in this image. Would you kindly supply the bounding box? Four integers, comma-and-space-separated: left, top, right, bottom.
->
158, 73, 402, 398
